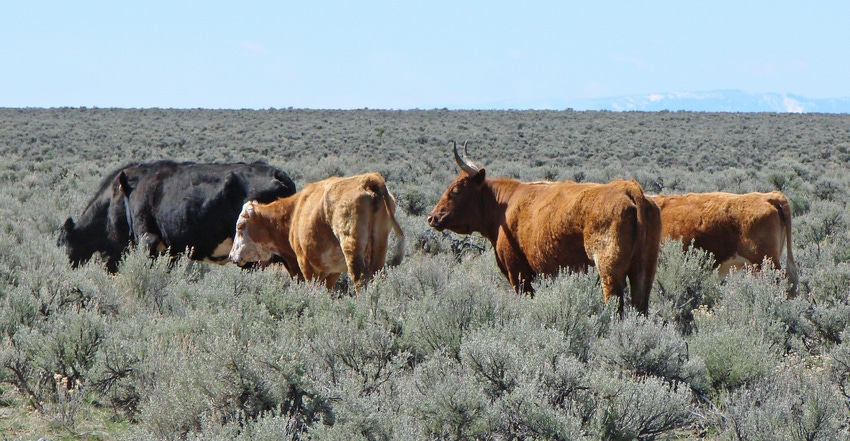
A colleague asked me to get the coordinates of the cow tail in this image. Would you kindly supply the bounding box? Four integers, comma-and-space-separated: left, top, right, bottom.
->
373, 182, 405, 267
631, 184, 661, 315
775, 194, 798, 296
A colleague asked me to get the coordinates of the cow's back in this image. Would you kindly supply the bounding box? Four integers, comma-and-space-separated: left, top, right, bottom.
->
652, 191, 787, 267
508, 179, 645, 275
287, 173, 398, 284
289, 173, 388, 249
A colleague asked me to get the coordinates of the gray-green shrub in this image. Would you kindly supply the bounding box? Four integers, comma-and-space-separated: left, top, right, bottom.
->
3, 109, 850, 439
720, 369, 846, 440
592, 313, 703, 384
587, 370, 694, 440
653, 239, 721, 334
529, 268, 615, 361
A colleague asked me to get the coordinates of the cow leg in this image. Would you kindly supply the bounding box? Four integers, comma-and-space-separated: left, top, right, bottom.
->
369, 222, 391, 276
339, 210, 372, 293
592, 246, 630, 315
139, 232, 164, 257
595, 249, 630, 315
103, 251, 121, 274
127, 207, 164, 256
509, 268, 535, 296
281, 255, 305, 280
298, 256, 321, 283
627, 241, 659, 316
495, 241, 536, 295
338, 236, 368, 291
324, 273, 341, 291
600, 272, 627, 316
627, 270, 651, 315
495, 254, 534, 295
631, 199, 661, 316
344, 248, 369, 293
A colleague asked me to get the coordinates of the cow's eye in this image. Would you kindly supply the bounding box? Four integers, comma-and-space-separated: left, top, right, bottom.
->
450, 186, 460, 195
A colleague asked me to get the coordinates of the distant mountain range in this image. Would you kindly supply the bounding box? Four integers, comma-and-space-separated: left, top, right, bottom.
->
480, 90, 850, 113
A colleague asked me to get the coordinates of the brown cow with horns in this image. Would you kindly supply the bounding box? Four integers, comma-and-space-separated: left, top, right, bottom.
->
427, 141, 662, 314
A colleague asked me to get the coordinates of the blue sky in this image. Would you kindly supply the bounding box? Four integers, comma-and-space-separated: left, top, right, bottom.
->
2, 1, 848, 109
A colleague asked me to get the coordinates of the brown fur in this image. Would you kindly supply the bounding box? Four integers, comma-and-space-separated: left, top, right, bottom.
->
230, 173, 404, 293
428, 168, 661, 315
651, 191, 798, 294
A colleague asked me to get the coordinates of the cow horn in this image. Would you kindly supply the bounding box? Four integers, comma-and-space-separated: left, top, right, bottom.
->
453, 140, 479, 175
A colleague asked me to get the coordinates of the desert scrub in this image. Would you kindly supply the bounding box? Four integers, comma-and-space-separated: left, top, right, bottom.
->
402, 253, 519, 361
693, 327, 781, 398
687, 266, 815, 396
458, 321, 590, 439
826, 330, 850, 414
460, 322, 571, 400
130, 284, 333, 439
529, 268, 616, 361
592, 313, 703, 384
587, 371, 693, 440
494, 384, 589, 441
709, 266, 813, 355
406, 353, 496, 439
653, 239, 721, 334
719, 369, 845, 440
796, 236, 850, 346
3, 109, 850, 438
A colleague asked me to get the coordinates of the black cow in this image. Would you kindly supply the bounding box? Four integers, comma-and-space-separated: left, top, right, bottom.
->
58, 161, 296, 271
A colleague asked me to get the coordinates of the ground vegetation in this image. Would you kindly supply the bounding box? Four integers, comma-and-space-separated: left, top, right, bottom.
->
1, 108, 849, 439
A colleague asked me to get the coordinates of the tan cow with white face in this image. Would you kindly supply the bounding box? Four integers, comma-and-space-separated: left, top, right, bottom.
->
427, 141, 662, 315
229, 172, 404, 293
650, 191, 798, 294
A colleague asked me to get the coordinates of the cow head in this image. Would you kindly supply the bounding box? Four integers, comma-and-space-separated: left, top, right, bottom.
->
427, 141, 487, 235
59, 216, 125, 273
230, 201, 276, 266
58, 217, 93, 268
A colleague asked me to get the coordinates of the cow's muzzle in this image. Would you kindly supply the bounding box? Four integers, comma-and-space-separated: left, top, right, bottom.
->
427, 213, 445, 230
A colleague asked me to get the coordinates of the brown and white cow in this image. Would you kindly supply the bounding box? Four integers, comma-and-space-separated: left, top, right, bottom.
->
229, 172, 404, 293
427, 141, 662, 315
650, 191, 798, 294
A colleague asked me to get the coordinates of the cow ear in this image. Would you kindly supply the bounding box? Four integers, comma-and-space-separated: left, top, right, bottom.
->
118, 171, 132, 196
473, 168, 486, 184
224, 171, 242, 189
63, 217, 75, 232
245, 201, 256, 217
273, 171, 296, 194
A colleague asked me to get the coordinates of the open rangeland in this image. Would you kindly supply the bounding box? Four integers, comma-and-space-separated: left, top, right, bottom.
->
1, 108, 849, 440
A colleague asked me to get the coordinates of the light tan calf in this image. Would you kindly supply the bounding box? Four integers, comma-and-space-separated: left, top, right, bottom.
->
230, 173, 404, 293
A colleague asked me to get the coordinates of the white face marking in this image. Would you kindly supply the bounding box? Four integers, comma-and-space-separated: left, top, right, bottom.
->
229, 216, 275, 266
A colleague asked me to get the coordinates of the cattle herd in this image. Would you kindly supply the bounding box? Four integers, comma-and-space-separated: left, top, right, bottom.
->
58, 141, 798, 314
